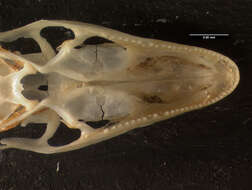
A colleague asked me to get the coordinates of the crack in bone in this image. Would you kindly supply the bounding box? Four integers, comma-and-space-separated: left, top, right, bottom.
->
100, 105, 105, 121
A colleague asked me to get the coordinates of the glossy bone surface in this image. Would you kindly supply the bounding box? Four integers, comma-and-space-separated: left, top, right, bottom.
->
0, 20, 239, 154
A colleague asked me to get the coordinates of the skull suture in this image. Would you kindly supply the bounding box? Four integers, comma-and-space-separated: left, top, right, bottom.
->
0, 20, 239, 154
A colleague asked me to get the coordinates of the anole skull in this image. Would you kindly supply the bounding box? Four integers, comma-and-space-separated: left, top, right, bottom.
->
0, 20, 239, 154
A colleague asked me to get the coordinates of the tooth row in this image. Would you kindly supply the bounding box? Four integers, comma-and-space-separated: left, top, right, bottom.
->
102, 88, 234, 134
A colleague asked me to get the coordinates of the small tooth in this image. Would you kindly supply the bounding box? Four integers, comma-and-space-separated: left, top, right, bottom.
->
149, 42, 154, 47
164, 111, 170, 116
142, 117, 147, 121
137, 118, 142, 122
104, 128, 109, 133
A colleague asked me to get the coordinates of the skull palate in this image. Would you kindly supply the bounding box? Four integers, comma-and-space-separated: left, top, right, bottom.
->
0, 20, 239, 154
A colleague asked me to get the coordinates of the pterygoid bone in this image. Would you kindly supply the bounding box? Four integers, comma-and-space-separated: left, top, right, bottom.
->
0, 20, 239, 154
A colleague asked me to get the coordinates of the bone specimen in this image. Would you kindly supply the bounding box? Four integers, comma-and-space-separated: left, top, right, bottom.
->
0, 20, 239, 154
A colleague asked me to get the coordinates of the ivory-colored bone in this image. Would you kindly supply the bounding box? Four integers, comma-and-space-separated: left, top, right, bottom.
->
0, 20, 239, 154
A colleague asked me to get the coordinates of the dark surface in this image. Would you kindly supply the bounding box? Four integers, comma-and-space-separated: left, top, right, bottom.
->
0, 0, 252, 189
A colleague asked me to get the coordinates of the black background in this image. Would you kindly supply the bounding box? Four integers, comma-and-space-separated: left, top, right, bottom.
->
0, 0, 251, 190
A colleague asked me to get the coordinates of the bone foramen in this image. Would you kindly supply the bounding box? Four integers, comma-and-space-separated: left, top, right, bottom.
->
0, 20, 239, 154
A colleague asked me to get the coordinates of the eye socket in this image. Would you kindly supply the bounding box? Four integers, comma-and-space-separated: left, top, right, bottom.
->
83, 36, 113, 45
48, 124, 80, 147
40, 26, 75, 52
78, 119, 111, 129
74, 36, 114, 49
0, 38, 40, 54
86, 120, 110, 129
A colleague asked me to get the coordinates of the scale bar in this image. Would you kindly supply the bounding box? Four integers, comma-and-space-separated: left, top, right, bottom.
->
189, 33, 229, 36
189, 33, 230, 39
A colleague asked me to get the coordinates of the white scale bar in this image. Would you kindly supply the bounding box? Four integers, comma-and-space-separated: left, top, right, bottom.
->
189, 34, 229, 36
